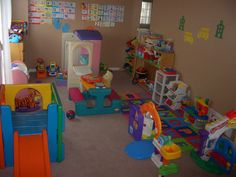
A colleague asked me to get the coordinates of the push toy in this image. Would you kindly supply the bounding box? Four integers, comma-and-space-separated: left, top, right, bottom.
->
192, 109, 236, 174
127, 102, 182, 176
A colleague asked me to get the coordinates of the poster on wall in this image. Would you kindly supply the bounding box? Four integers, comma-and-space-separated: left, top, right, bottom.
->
81, 2, 125, 28
29, 0, 76, 24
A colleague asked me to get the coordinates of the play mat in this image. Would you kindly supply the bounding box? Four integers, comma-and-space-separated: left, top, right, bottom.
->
121, 92, 200, 152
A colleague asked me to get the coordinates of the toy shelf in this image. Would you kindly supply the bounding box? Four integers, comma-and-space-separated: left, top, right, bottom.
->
132, 51, 175, 82
152, 70, 179, 105
164, 81, 188, 110
10, 42, 24, 62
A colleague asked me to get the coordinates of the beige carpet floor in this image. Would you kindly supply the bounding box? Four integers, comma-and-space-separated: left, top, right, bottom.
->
0, 70, 235, 177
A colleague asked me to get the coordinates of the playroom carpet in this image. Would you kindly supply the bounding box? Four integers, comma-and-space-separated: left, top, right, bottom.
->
1, 70, 234, 177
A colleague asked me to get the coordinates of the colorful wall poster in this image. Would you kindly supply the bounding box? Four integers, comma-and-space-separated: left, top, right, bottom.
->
81, 2, 125, 27
29, 0, 76, 24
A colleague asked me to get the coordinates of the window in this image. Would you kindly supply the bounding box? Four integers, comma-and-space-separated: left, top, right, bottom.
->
139, 0, 153, 29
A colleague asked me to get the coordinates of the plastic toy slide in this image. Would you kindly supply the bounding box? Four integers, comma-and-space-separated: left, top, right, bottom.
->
14, 129, 51, 177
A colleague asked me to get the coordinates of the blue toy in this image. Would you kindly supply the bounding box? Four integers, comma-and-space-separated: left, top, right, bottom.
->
211, 136, 236, 174
46, 61, 59, 77
9, 34, 21, 43
124, 140, 155, 160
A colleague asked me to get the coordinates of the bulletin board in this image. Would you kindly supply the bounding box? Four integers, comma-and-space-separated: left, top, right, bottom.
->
29, 0, 76, 24
81, 2, 125, 28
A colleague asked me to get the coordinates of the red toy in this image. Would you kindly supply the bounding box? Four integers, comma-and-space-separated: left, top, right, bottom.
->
66, 110, 75, 120
225, 110, 236, 119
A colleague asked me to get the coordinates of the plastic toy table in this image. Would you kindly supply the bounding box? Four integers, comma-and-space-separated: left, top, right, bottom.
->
70, 74, 121, 116
80, 74, 109, 90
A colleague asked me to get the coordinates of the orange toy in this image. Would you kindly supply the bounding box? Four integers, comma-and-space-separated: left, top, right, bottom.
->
140, 102, 162, 138
81, 73, 103, 84
36, 58, 47, 79
14, 130, 51, 177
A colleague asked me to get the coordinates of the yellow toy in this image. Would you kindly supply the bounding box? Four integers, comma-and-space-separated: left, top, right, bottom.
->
4, 84, 51, 111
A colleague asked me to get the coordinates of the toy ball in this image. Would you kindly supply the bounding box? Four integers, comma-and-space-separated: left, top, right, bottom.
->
66, 110, 75, 120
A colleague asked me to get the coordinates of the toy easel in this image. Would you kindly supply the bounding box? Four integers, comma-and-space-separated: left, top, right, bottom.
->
67, 30, 102, 91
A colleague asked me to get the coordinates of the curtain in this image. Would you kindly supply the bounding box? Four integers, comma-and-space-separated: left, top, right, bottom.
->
0, 0, 12, 84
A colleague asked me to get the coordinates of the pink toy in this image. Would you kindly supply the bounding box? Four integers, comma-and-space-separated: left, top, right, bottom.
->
11, 60, 29, 84
69, 88, 84, 102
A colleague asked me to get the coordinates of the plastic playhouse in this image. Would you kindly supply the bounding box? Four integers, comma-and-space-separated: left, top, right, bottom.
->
0, 83, 64, 176
66, 30, 121, 116
67, 30, 102, 90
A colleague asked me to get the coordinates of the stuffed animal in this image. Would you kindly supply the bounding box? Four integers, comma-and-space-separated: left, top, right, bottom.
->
9, 33, 22, 43
103, 70, 113, 87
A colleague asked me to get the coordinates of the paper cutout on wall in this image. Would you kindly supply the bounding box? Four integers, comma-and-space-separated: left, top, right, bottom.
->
184, 32, 194, 45
62, 23, 70, 32
197, 27, 210, 41
81, 2, 125, 28
53, 18, 62, 30
215, 20, 224, 39
179, 16, 185, 31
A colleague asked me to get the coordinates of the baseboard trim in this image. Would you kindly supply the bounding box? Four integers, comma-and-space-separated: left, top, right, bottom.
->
108, 67, 122, 71
29, 68, 36, 73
